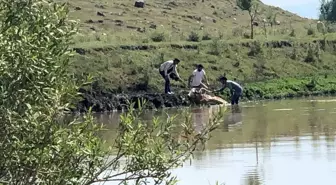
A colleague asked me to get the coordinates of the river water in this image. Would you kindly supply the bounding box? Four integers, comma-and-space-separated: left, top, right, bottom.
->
95, 97, 336, 185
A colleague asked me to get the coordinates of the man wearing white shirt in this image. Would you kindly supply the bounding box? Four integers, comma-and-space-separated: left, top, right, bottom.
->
159, 58, 182, 94
188, 64, 209, 89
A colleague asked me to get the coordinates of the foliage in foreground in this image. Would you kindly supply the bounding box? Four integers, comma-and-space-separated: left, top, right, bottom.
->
0, 0, 102, 184
0, 1, 225, 184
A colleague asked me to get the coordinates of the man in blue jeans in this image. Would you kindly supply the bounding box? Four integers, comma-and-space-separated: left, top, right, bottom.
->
159, 58, 183, 94
213, 76, 243, 105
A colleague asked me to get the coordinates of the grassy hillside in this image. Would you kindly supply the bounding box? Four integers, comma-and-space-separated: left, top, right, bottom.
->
62, 0, 336, 95
67, 0, 316, 46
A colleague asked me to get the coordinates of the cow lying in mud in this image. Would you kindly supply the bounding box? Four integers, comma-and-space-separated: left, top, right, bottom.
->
187, 86, 228, 106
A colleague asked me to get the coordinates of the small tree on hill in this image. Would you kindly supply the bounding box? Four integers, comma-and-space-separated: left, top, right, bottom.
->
266, 10, 277, 35
237, 0, 259, 39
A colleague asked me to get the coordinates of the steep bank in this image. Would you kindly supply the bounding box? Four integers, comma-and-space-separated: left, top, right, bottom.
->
72, 74, 336, 112
72, 89, 191, 112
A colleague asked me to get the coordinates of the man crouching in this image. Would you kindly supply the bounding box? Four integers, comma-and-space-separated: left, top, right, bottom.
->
213, 76, 243, 106
188, 64, 209, 89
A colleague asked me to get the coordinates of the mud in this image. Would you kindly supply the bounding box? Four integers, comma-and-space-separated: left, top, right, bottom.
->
72, 88, 194, 113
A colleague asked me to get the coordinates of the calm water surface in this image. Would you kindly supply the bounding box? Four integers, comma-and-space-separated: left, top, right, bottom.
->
96, 97, 336, 185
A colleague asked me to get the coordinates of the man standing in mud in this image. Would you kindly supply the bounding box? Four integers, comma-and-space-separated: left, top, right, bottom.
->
159, 58, 182, 94
213, 76, 243, 106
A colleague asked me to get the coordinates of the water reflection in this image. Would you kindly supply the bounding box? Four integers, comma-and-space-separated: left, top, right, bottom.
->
97, 97, 336, 185
243, 167, 262, 185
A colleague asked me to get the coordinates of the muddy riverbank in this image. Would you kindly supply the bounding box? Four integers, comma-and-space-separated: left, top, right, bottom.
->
72, 88, 192, 113
71, 73, 336, 113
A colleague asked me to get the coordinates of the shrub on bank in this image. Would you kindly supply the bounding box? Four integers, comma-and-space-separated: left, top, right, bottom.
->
151, 31, 166, 42
188, 31, 200, 42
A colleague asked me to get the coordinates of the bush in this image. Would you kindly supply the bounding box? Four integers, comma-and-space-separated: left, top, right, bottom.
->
289, 29, 296, 37
307, 27, 315, 35
218, 31, 224, 39
290, 44, 299, 60
188, 31, 200, 42
151, 31, 166, 42
322, 22, 336, 33
254, 58, 266, 79
208, 38, 222, 55
327, 23, 336, 33
304, 44, 318, 63
202, 32, 212, 40
243, 32, 250, 39
248, 41, 263, 57
232, 27, 243, 37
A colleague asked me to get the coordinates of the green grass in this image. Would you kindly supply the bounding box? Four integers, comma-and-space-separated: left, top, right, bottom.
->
240, 74, 336, 100
65, 0, 317, 44
71, 38, 336, 93
62, 0, 336, 97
